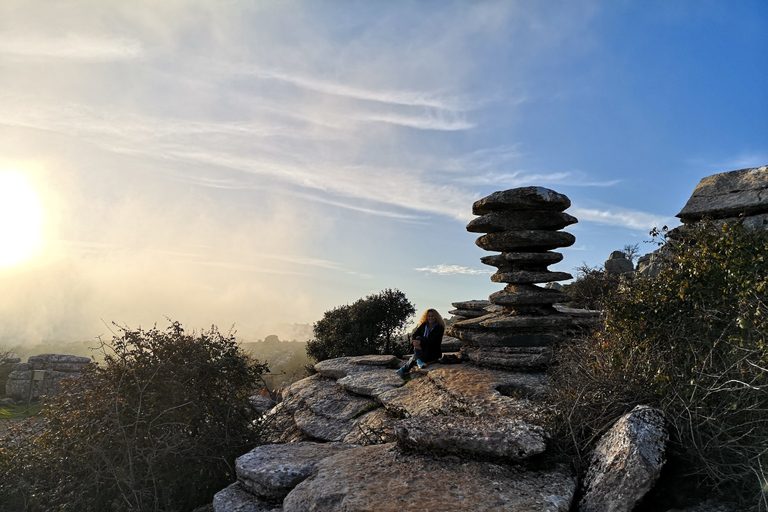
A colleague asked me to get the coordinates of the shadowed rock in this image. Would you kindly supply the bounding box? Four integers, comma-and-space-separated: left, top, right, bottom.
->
282, 443, 576, 512
472, 186, 571, 215
467, 210, 578, 232
677, 165, 768, 222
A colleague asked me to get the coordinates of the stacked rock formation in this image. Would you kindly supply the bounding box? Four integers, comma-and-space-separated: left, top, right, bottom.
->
451, 187, 577, 370
447, 299, 501, 323
5, 354, 91, 400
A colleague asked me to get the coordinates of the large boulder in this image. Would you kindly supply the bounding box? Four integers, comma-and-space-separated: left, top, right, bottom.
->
5, 354, 90, 400
580, 405, 667, 512
677, 165, 768, 222
282, 443, 576, 512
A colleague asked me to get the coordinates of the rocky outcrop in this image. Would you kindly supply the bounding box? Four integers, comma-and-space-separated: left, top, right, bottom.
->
580, 405, 667, 512
677, 165, 768, 223
451, 187, 577, 370
604, 250, 634, 275
5, 354, 90, 400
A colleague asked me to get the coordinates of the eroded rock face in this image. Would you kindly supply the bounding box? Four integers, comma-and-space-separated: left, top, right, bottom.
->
580, 405, 667, 512
282, 443, 576, 512
395, 415, 548, 461
213, 482, 279, 512
677, 165, 768, 222
236, 442, 357, 501
5, 354, 91, 399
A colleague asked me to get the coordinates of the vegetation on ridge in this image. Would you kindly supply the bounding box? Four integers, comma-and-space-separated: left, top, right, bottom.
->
0, 321, 268, 512
546, 221, 768, 509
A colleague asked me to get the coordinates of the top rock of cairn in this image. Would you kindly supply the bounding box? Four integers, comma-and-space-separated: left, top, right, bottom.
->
451, 186, 578, 370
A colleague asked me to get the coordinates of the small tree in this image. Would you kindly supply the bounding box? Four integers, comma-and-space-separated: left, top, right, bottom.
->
622, 243, 641, 263
0, 321, 267, 512
561, 263, 620, 310
307, 289, 415, 362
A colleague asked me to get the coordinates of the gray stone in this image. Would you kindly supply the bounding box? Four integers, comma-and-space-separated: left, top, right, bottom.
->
580, 405, 667, 512
489, 285, 568, 306
473, 186, 571, 215
282, 375, 376, 442
451, 327, 561, 348
476, 230, 576, 252
313, 358, 358, 379
342, 406, 396, 445
467, 210, 578, 232
481, 252, 564, 270
451, 299, 492, 310
491, 270, 573, 284
604, 256, 634, 275
282, 443, 576, 512
348, 354, 398, 366
677, 165, 768, 222
249, 395, 277, 416
448, 308, 490, 318
213, 482, 278, 512
461, 346, 552, 369
27, 354, 90, 372
395, 415, 548, 461
236, 442, 357, 501
336, 369, 402, 398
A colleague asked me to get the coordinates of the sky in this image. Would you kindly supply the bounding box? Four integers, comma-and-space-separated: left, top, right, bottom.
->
0, 0, 766, 345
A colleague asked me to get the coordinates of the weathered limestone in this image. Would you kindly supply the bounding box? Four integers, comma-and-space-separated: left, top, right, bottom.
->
677, 165, 768, 222
5, 354, 90, 400
604, 250, 634, 275
451, 186, 577, 370
580, 405, 667, 512
282, 443, 576, 512
395, 415, 548, 461
236, 442, 357, 501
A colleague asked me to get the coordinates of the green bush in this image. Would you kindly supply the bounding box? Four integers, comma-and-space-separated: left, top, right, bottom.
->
307, 288, 415, 362
561, 263, 622, 310
547, 221, 768, 508
0, 321, 268, 512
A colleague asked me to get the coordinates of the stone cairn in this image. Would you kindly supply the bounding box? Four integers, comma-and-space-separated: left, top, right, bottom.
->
450, 186, 578, 370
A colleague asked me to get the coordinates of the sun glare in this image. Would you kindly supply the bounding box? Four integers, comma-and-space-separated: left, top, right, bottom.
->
0, 170, 44, 267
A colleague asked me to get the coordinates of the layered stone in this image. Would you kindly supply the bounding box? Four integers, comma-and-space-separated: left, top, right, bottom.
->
467, 210, 578, 233
476, 230, 576, 252
454, 186, 577, 370
472, 186, 571, 215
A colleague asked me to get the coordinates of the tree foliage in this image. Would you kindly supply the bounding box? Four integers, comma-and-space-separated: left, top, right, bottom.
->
561, 263, 622, 310
0, 321, 267, 512
307, 288, 415, 362
546, 222, 768, 508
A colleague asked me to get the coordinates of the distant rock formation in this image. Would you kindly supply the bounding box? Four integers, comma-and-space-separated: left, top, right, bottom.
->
5, 354, 90, 400
450, 187, 577, 370
638, 165, 768, 277
604, 250, 634, 275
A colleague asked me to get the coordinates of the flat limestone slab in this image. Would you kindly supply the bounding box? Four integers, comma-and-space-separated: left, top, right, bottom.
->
282, 443, 576, 512
337, 368, 403, 398
467, 210, 578, 232
236, 442, 356, 501
476, 230, 576, 252
395, 415, 548, 461
472, 187, 571, 215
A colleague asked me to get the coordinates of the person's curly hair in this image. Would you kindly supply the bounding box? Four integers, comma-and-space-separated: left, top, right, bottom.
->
417, 308, 445, 328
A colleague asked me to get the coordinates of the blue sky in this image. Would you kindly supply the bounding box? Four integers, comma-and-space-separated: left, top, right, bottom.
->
0, 0, 765, 343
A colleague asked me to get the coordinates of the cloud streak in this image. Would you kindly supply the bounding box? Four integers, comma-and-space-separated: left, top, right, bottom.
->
0, 33, 142, 61
570, 206, 671, 231
415, 264, 493, 276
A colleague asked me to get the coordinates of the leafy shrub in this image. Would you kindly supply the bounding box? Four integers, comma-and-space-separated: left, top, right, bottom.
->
561, 263, 622, 310
307, 288, 415, 362
546, 221, 768, 509
0, 321, 267, 512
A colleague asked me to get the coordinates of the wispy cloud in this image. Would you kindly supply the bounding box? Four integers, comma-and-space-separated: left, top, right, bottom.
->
415, 264, 493, 275
0, 33, 142, 61
570, 206, 671, 230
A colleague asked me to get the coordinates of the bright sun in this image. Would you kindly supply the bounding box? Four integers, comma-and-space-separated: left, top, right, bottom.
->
0, 170, 44, 267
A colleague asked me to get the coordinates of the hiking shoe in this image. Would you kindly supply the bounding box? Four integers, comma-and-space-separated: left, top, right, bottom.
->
416, 359, 426, 369
396, 367, 406, 376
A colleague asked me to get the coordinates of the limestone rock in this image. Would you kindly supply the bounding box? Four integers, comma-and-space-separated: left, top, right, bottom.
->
490, 269, 573, 284
489, 285, 568, 306
342, 406, 396, 445
461, 346, 551, 369
395, 415, 548, 461
249, 395, 277, 416
481, 252, 564, 270
580, 405, 667, 512
476, 230, 576, 252
282, 443, 576, 512
473, 186, 571, 215
6, 353, 91, 399
336, 368, 402, 398
314, 355, 397, 380
283, 375, 376, 442
236, 442, 356, 501
451, 299, 492, 309
604, 251, 634, 275
213, 482, 280, 512
467, 210, 578, 232
677, 165, 768, 222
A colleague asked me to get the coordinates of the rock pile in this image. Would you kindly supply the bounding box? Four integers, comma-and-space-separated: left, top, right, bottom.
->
215, 355, 577, 511
5, 354, 90, 400
450, 187, 577, 370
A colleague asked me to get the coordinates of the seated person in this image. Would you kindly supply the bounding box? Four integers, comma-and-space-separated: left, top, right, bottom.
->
397, 308, 445, 375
